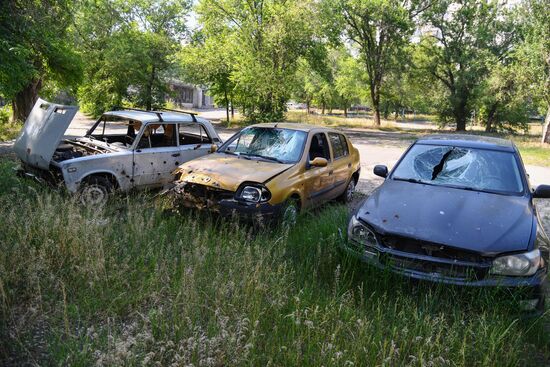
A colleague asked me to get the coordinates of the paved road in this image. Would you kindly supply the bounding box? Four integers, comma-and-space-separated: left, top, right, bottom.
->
4, 110, 550, 194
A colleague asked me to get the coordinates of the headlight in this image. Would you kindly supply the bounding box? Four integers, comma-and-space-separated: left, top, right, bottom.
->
490, 249, 541, 277
347, 215, 378, 247
238, 185, 271, 203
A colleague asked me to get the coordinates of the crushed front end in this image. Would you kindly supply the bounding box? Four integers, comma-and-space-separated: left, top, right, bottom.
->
171, 170, 283, 222
344, 215, 548, 313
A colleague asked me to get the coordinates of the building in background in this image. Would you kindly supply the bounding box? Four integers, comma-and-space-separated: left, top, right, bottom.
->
168, 80, 214, 109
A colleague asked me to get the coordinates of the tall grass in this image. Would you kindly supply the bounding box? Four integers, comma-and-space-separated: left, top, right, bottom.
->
0, 159, 548, 366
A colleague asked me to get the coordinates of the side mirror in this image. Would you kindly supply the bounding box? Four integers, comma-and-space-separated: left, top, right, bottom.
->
309, 157, 328, 168
533, 184, 550, 198
209, 144, 218, 153
373, 165, 388, 178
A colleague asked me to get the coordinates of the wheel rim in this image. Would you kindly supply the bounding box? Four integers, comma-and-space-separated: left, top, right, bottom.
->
80, 184, 108, 206
346, 180, 355, 202
282, 203, 298, 227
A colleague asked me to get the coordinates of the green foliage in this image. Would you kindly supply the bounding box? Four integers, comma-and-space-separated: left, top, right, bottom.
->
321, 0, 423, 125
0, 0, 82, 120
0, 106, 10, 125
0, 159, 549, 365
184, 0, 321, 123
75, 0, 190, 116
416, 0, 518, 131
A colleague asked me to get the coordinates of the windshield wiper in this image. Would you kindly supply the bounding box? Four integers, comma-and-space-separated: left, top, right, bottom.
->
393, 177, 432, 185
245, 153, 284, 163
431, 147, 455, 180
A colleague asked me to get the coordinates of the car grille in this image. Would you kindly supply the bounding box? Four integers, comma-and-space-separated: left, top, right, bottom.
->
180, 183, 234, 207
380, 254, 488, 280
376, 234, 490, 281
380, 234, 486, 263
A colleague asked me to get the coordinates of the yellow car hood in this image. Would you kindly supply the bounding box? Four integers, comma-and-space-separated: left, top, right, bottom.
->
176, 153, 294, 192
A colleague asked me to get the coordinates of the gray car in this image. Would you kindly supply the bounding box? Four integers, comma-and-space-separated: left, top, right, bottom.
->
14, 98, 221, 205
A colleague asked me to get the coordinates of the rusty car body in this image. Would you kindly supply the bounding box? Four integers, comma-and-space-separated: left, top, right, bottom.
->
172, 123, 361, 224
14, 98, 221, 205
344, 134, 550, 313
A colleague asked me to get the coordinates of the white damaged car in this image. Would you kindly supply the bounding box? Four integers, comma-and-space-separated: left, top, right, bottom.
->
14, 98, 221, 205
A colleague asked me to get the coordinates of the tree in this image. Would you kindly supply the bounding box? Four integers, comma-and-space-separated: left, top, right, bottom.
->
194, 0, 320, 122
0, 0, 82, 121
75, 0, 190, 115
515, 0, 550, 143
417, 0, 516, 131
322, 0, 427, 126
476, 60, 530, 133
333, 49, 365, 117
178, 28, 236, 123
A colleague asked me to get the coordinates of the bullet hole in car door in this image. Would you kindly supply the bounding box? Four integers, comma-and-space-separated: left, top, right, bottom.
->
133, 123, 180, 187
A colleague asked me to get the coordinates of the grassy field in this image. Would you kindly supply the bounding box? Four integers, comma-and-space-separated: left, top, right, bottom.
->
0, 159, 549, 366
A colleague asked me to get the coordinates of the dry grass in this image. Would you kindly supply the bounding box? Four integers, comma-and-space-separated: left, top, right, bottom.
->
0, 159, 548, 366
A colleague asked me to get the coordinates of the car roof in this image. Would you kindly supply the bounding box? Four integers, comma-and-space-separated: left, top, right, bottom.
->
249, 122, 343, 134
416, 134, 516, 152
103, 110, 202, 123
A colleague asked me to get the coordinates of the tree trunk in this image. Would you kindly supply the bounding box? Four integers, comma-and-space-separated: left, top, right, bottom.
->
485, 104, 498, 133
542, 105, 550, 144
12, 78, 42, 122
224, 89, 230, 124
455, 97, 468, 131
344, 104, 347, 118
306, 100, 310, 115
230, 97, 235, 118
371, 86, 381, 126
145, 64, 156, 111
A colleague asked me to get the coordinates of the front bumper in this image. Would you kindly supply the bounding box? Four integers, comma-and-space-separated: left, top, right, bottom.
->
172, 183, 283, 221
341, 239, 547, 310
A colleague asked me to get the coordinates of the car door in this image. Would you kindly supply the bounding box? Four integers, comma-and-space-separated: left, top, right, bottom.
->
177, 122, 213, 161
302, 132, 335, 207
327, 132, 353, 199
132, 123, 181, 188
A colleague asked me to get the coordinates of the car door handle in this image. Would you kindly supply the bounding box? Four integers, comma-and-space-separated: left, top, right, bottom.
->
171, 153, 181, 157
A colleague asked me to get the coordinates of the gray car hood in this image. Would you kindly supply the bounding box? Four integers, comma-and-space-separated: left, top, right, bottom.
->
14, 98, 79, 169
357, 180, 534, 255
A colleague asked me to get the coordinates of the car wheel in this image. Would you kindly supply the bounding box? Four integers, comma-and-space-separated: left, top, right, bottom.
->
78, 176, 113, 206
339, 178, 356, 203
281, 199, 299, 228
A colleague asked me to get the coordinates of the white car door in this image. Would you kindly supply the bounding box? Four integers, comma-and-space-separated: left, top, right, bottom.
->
132, 123, 182, 188
177, 122, 213, 161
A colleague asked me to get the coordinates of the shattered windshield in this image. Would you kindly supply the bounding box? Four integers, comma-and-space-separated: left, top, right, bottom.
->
392, 143, 524, 195
219, 127, 307, 164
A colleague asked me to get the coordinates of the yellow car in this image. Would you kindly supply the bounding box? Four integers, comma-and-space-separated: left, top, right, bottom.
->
172, 123, 361, 224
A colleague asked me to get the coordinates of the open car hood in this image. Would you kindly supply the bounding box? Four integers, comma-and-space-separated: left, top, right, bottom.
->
176, 153, 294, 192
14, 98, 79, 169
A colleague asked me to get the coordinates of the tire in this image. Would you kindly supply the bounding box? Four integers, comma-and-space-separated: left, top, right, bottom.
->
78, 176, 113, 206
281, 199, 299, 228
339, 178, 356, 203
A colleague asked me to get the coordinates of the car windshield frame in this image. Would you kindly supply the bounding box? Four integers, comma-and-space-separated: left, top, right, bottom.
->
389, 143, 527, 196
217, 127, 308, 164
